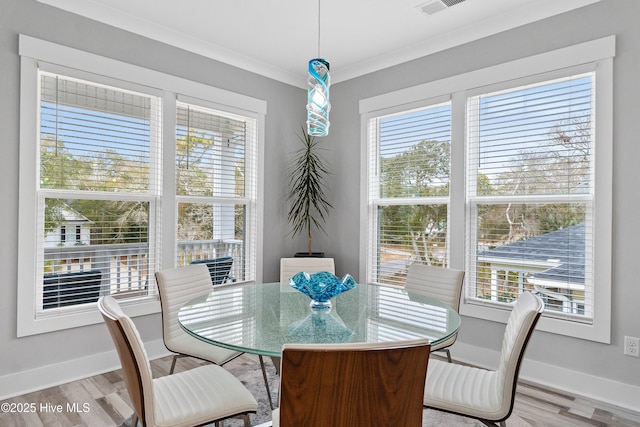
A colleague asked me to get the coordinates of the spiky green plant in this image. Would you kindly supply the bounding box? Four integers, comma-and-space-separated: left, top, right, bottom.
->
287, 128, 333, 255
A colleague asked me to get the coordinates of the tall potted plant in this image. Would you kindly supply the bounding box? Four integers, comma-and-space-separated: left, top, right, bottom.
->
287, 128, 333, 256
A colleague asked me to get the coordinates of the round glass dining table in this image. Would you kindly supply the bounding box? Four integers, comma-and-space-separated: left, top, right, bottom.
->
178, 281, 461, 358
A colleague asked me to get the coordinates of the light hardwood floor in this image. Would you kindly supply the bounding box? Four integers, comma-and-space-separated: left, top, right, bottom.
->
1, 354, 639, 427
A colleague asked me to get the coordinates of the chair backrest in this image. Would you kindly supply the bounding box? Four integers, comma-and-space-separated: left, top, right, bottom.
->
278, 339, 431, 427
494, 291, 544, 419
155, 264, 214, 350
191, 256, 234, 285
405, 264, 465, 311
280, 257, 335, 284
98, 296, 154, 427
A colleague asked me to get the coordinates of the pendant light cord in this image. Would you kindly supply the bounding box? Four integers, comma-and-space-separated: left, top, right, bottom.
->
317, 0, 321, 57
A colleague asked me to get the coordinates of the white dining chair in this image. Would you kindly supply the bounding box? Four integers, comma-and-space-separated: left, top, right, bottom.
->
98, 295, 257, 427
405, 263, 465, 362
155, 264, 242, 373
156, 264, 275, 409
280, 257, 335, 284
423, 291, 544, 426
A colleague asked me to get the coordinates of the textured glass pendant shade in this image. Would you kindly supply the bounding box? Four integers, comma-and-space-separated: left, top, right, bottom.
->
306, 58, 331, 137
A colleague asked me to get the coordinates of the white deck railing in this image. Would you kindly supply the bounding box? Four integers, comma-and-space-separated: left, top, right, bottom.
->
177, 239, 243, 281
43, 239, 243, 298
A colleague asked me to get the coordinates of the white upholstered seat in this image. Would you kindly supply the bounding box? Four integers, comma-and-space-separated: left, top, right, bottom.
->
98, 295, 257, 427
423, 291, 544, 426
279, 257, 335, 284
405, 264, 465, 362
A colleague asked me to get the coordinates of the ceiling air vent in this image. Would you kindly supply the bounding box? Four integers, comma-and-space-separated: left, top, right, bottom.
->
417, 0, 466, 15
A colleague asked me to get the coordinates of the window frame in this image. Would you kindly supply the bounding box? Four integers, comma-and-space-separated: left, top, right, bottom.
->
18, 35, 266, 336
174, 96, 260, 282
363, 95, 454, 287
464, 67, 598, 323
34, 66, 164, 321
360, 36, 614, 343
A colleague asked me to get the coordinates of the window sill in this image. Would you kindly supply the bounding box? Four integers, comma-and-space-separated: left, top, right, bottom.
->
17, 297, 160, 337
459, 299, 610, 344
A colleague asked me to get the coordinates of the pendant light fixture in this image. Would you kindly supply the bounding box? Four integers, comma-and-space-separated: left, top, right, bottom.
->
306, 0, 330, 137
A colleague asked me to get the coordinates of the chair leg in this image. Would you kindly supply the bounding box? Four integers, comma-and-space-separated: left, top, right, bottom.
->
259, 355, 275, 410
432, 348, 453, 362
479, 419, 504, 427
270, 356, 281, 375
242, 414, 251, 427
169, 354, 179, 374
169, 353, 192, 374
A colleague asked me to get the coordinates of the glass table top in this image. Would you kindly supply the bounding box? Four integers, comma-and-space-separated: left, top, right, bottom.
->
178, 282, 461, 357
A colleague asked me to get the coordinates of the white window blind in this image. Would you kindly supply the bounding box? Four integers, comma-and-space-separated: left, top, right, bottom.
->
38, 71, 161, 315
466, 73, 595, 321
367, 102, 452, 286
175, 102, 257, 283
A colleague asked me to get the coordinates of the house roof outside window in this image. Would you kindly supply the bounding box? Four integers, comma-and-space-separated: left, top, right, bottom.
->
478, 223, 585, 290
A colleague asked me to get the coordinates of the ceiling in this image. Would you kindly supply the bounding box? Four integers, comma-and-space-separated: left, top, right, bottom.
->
37, 0, 599, 88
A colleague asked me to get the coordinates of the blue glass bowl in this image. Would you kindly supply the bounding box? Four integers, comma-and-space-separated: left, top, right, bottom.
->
289, 271, 357, 310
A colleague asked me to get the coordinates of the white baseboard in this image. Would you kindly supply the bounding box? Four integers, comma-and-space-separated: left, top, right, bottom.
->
0, 339, 170, 401
452, 342, 640, 413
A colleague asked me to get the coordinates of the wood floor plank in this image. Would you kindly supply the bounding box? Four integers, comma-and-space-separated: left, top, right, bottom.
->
517, 393, 565, 414
518, 383, 577, 409
102, 392, 134, 424
569, 398, 599, 419
101, 371, 124, 390
61, 380, 117, 427
94, 396, 125, 426
10, 395, 46, 427
81, 376, 114, 400
29, 390, 64, 427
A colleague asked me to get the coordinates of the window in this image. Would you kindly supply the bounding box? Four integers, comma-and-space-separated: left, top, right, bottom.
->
175, 101, 258, 282
361, 37, 613, 342
38, 72, 161, 314
467, 74, 594, 320
365, 101, 452, 286
18, 36, 265, 336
